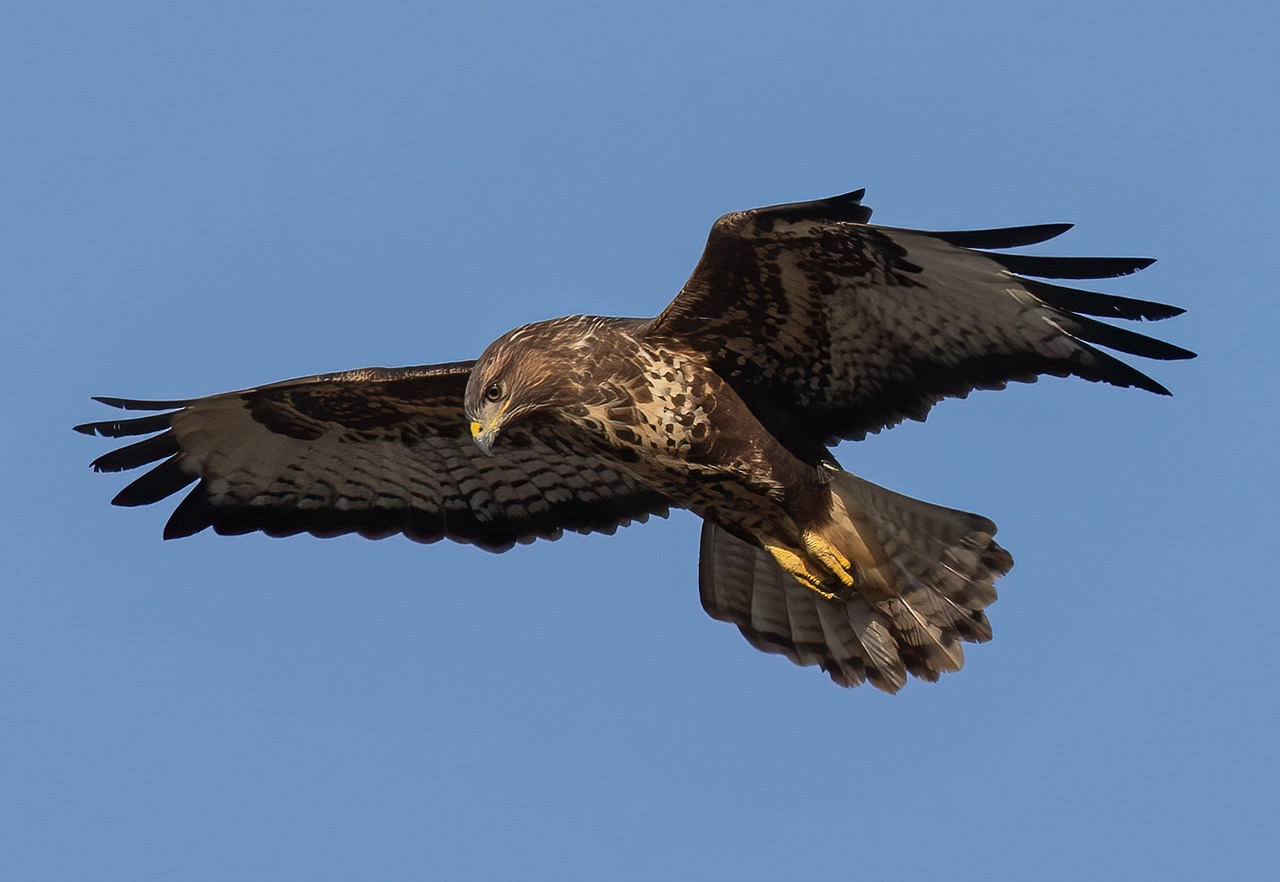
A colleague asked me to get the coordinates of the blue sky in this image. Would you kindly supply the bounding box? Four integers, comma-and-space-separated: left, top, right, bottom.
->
4, 2, 1277, 879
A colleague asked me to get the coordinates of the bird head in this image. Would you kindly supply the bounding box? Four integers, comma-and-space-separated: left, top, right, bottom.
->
464, 316, 618, 455
464, 348, 522, 456
464, 322, 564, 455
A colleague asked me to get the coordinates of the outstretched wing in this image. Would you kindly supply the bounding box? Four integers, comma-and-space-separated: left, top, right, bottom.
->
76, 362, 668, 551
646, 189, 1195, 445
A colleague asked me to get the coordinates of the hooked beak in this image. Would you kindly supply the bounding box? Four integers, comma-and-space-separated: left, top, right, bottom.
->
470, 419, 497, 456
470, 399, 512, 456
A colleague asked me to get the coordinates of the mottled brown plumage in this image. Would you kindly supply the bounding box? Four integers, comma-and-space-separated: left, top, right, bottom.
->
77, 189, 1194, 691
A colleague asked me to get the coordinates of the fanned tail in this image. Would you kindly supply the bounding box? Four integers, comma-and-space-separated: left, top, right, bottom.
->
698, 472, 1012, 692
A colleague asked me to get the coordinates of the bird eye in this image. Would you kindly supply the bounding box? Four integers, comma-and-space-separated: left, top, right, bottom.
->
484, 381, 504, 402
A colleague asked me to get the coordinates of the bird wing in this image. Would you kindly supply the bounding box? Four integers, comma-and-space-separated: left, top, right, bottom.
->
76, 362, 668, 551
646, 189, 1194, 444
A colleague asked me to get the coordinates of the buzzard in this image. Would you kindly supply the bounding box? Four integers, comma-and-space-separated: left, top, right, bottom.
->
77, 189, 1193, 692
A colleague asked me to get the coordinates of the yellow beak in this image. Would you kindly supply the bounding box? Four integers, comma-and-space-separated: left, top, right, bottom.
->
469, 419, 496, 456
469, 400, 511, 456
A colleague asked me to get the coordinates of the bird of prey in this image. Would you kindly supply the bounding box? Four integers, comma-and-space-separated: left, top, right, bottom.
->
76, 189, 1193, 692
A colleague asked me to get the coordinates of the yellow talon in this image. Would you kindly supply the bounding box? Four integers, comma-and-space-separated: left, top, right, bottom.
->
765, 544, 844, 602
802, 531, 856, 589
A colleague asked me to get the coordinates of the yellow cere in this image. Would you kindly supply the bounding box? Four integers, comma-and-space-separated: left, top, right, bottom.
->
470, 421, 484, 438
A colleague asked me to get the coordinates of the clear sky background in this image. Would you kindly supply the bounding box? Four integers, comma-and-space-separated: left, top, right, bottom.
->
3, 2, 1276, 879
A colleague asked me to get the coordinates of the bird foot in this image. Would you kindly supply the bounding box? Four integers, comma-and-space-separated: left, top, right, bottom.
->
801, 531, 857, 594
765, 542, 851, 602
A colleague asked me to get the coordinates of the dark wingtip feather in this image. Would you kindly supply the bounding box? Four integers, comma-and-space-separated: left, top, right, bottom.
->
90, 431, 180, 473
93, 395, 195, 411
931, 223, 1073, 250
163, 490, 217, 539
1076, 343, 1174, 395
1062, 313, 1197, 361
823, 188, 871, 222
756, 188, 873, 227
77, 412, 176, 439
1021, 278, 1187, 321
111, 457, 197, 507
988, 253, 1156, 279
